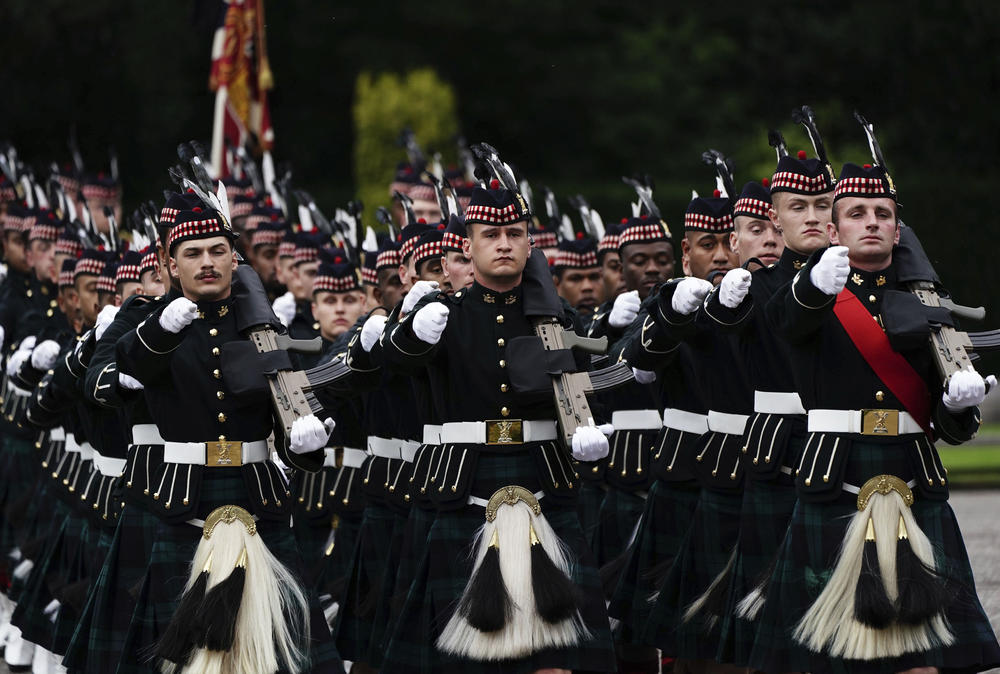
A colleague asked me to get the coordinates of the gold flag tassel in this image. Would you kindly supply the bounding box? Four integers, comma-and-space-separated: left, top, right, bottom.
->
157, 505, 311, 674
437, 486, 590, 661
792, 475, 954, 660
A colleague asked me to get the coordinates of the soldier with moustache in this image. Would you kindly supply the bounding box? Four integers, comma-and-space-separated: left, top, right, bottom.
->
380, 178, 616, 674
749, 156, 1000, 672
709, 144, 838, 666
114, 204, 344, 672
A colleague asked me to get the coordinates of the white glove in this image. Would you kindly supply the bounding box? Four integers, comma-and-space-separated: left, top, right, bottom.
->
17, 335, 37, 353
942, 367, 996, 413
158, 297, 199, 333
0, 324, 5, 352
30, 340, 61, 371
632, 367, 656, 384
412, 302, 450, 345
719, 268, 752, 309
809, 246, 850, 296
609, 290, 641, 328
6, 349, 29, 377
289, 415, 336, 454
360, 314, 387, 353
271, 291, 296, 328
671, 277, 714, 315
95, 304, 120, 340
0, 262, 7, 285
401, 280, 440, 315
118, 373, 144, 390
571, 424, 614, 461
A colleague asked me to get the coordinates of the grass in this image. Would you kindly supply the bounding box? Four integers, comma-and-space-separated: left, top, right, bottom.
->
938, 444, 1000, 487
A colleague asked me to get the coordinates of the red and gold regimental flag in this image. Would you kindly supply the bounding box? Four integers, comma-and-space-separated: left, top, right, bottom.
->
209, 0, 274, 178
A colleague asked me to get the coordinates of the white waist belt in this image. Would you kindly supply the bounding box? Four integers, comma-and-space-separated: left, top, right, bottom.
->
754, 390, 807, 416
50, 427, 65, 442
708, 410, 750, 436
662, 408, 709, 435
163, 440, 269, 465
324, 447, 367, 469
808, 409, 923, 435
440, 420, 558, 445
611, 409, 662, 430
131, 424, 164, 445
422, 424, 443, 446
65, 434, 95, 460
92, 451, 127, 477
367, 436, 421, 461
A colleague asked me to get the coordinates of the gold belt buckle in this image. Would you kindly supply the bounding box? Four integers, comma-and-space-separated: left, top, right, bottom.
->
861, 409, 899, 436
206, 439, 243, 467
485, 419, 524, 445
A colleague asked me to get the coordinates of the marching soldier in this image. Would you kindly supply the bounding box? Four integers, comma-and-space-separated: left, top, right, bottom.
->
750, 157, 1000, 671
551, 234, 604, 320
379, 178, 616, 674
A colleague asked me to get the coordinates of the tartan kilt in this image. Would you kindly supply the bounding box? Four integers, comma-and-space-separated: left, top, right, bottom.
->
749, 438, 1000, 673
592, 487, 646, 570
607, 478, 700, 645
117, 467, 344, 673
641, 486, 743, 659
333, 499, 398, 662
716, 426, 805, 665
62, 502, 159, 673
317, 511, 363, 604
53, 523, 108, 654
386, 504, 436, 623
0, 434, 42, 556
576, 474, 606, 549
381, 449, 616, 674
367, 508, 409, 667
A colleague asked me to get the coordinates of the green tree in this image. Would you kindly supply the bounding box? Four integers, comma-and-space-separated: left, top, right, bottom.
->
352, 68, 458, 228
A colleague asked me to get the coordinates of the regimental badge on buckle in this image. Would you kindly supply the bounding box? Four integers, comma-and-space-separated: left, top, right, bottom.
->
206, 439, 243, 467
861, 409, 899, 436
486, 419, 524, 445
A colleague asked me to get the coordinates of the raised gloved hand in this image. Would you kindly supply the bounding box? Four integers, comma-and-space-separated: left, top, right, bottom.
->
95, 304, 120, 340
609, 290, 641, 328
5, 349, 29, 377
402, 280, 440, 315
942, 366, 996, 412
412, 302, 450, 345
30, 340, 61, 371
289, 415, 336, 454
17, 336, 37, 354
159, 297, 199, 333
671, 277, 714, 315
571, 424, 614, 461
719, 268, 752, 309
271, 291, 296, 328
360, 314, 387, 352
118, 373, 144, 390
809, 246, 850, 296
632, 367, 657, 385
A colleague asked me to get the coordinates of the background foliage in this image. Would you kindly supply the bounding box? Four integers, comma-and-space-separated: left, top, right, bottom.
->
0, 0, 997, 329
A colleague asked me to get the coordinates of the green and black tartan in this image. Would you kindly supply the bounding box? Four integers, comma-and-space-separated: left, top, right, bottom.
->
576, 470, 606, 549
62, 499, 160, 673
641, 482, 743, 659
716, 423, 807, 666
119, 467, 344, 673
0, 434, 41, 556
749, 438, 1000, 673
381, 447, 616, 674
607, 477, 700, 645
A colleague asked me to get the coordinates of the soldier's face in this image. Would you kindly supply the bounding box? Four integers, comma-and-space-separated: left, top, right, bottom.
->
621, 241, 675, 299
169, 236, 237, 302
398, 257, 417, 294
75, 275, 100, 327
829, 197, 899, 269
2, 232, 29, 273
376, 266, 404, 310
276, 255, 295, 288
554, 266, 604, 314
251, 244, 279, 286
58, 286, 80, 331
291, 261, 318, 300
115, 281, 143, 306
411, 199, 442, 225
416, 256, 449, 292
681, 232, 736, 283
600, 251, 625, 300
465, 222, 531, 285
732, 215, 784, 267
27, 239, 57, 284
770, 192, 832, 255
140, 269, 165, 296
441, 250, 474, 293
312, 290, 366, 341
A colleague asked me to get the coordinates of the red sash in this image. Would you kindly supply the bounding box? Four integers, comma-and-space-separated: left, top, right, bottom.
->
832, 289, 932, 436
